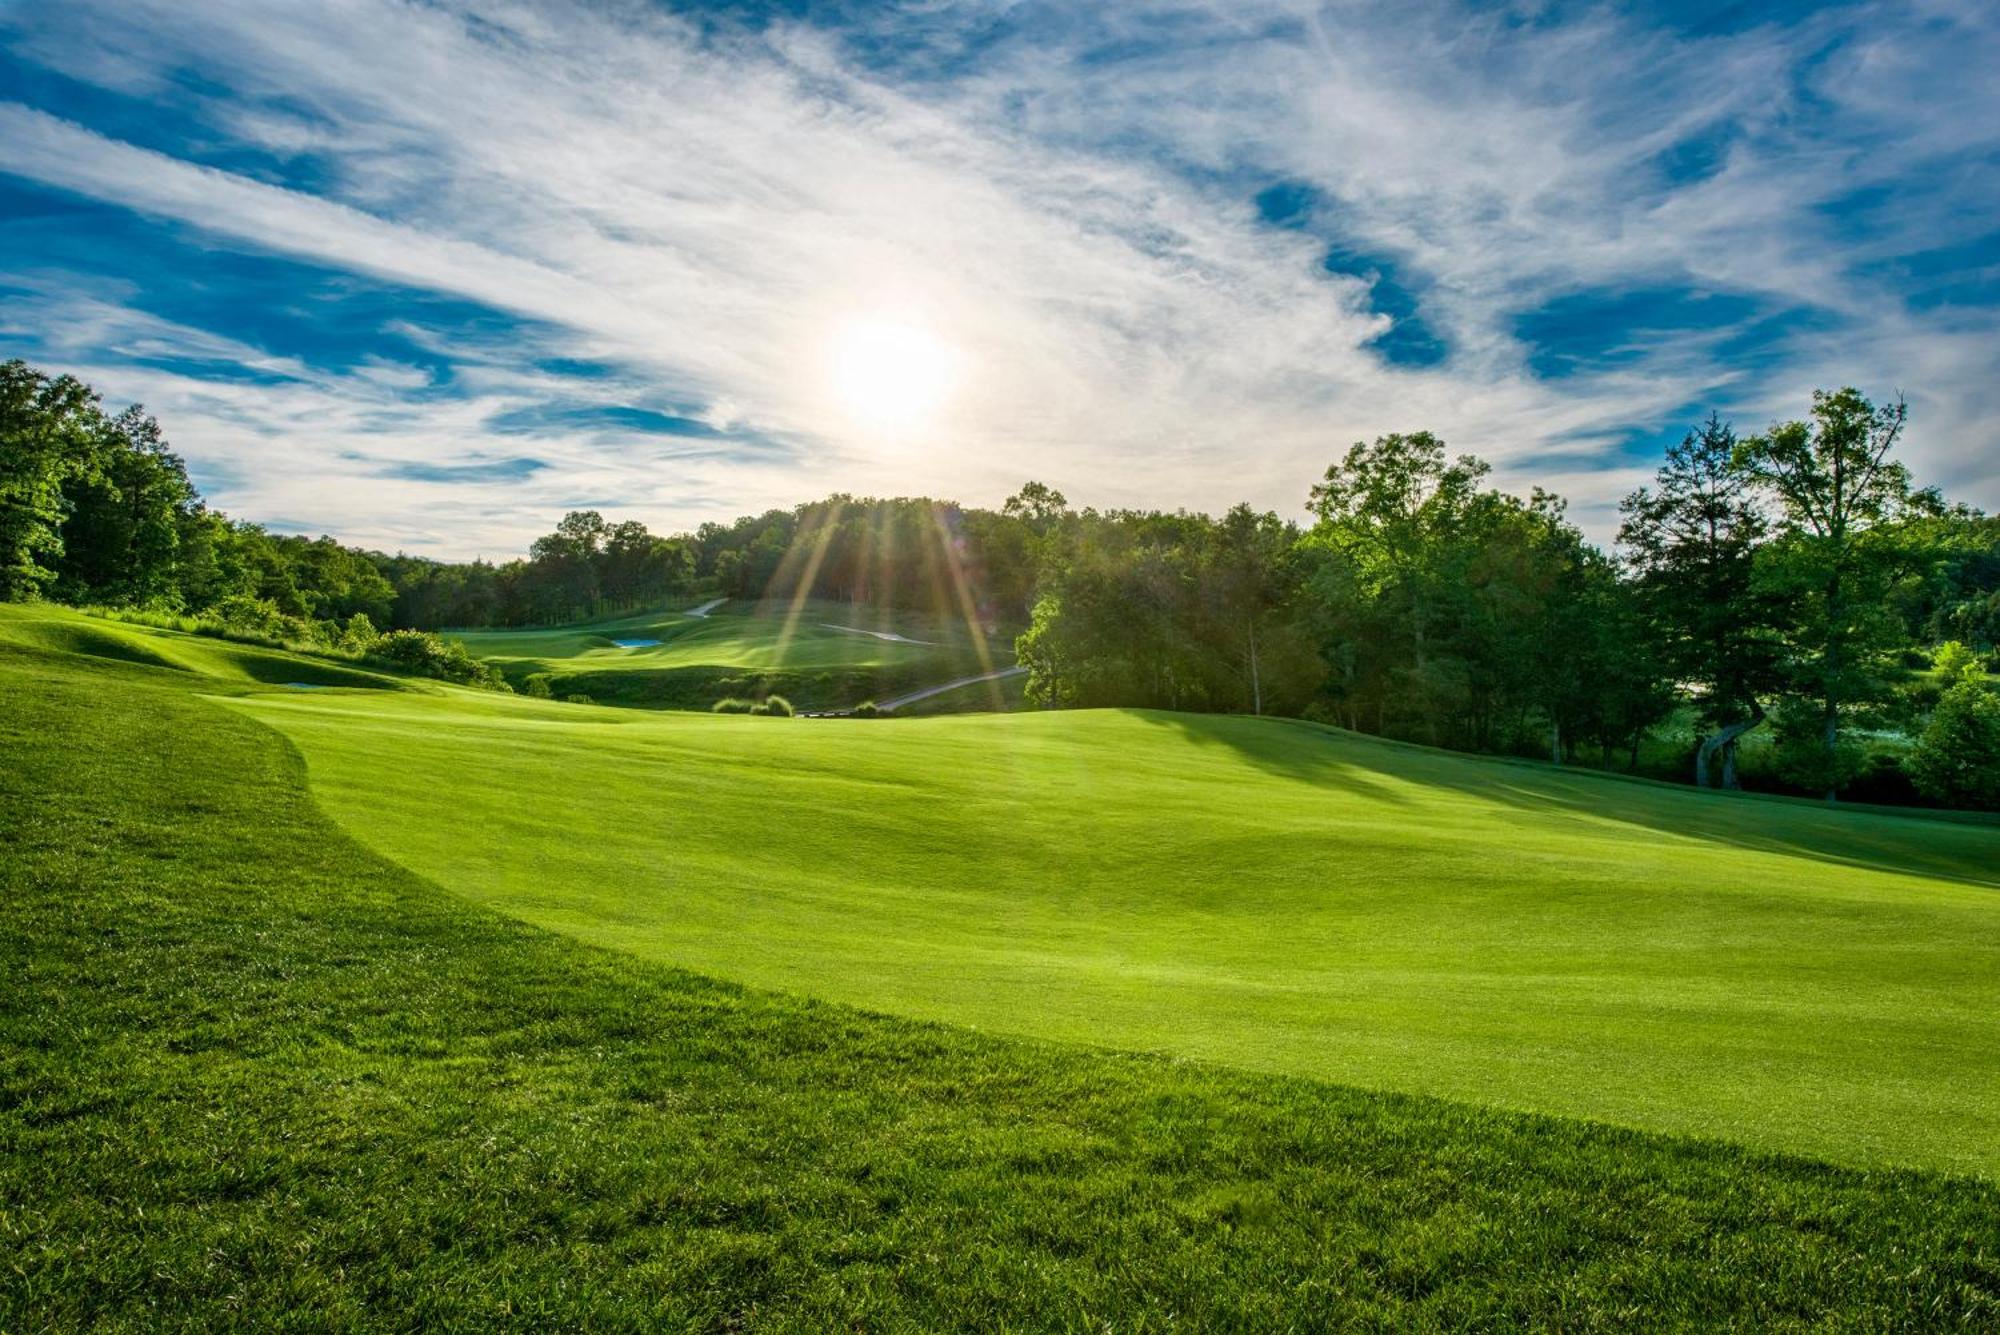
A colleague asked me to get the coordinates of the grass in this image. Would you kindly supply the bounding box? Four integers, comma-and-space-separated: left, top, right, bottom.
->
446, 598, 1012, 711
0, 604, 400, 689
225, 673, 2000, 1179
5, 607, 2000, 1327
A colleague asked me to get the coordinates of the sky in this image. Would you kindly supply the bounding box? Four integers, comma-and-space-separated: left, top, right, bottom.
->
1, 0, 1995, 557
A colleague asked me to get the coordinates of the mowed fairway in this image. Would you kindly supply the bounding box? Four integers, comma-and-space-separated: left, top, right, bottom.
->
448, 598, 1011, 710
232, 684, 2000, 1176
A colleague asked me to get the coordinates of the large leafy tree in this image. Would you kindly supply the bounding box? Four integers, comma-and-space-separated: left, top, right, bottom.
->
1305, 432, 1490, 744
0, 359, 103, 600
1736, 389, 1915, 800
1618, 414, 1781, 787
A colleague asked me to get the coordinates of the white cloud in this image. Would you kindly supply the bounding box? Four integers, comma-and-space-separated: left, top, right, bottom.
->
0, 0, 1994, 555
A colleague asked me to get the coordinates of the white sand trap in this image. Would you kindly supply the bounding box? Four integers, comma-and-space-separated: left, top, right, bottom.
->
609, 638, 660, 648
819, 623, 937, 645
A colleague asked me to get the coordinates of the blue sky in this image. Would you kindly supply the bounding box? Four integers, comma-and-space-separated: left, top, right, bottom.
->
1, 0, 1995, 555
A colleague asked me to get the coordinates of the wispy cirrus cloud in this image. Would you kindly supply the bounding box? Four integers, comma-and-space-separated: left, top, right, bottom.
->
0, 0, 1994, 555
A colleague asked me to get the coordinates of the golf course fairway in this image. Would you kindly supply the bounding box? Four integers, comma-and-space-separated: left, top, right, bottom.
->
230, 684, 2000, 1177
446, 598, 1010, 710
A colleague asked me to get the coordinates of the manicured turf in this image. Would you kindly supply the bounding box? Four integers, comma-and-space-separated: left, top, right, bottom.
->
214, 638, 2000, 1178
447, 598, 1011, 710
0, 605, 401, 690
6, 611, 2000, 1328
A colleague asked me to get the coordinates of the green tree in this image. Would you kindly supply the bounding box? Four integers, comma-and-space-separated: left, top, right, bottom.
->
53, 404, 200, 607
1305, 432, 1490, 744
1618, 414, 1781, 787
1907, 679, 2000, 810
1737, 389, 1915, 800
0, 360, 102, 600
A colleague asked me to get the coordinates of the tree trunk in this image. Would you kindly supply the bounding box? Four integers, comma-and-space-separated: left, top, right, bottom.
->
1822, 570, 1843, 803
1695, 702, 1765, 789
1550, 719, 1562, 766
1247, 619, 1262, 717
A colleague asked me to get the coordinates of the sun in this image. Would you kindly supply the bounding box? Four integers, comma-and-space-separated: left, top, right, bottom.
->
826, 314, 958, 438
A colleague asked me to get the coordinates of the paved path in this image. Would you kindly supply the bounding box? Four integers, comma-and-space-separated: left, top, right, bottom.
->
877, 664, 1027, 711
685, 597, 727, 617
819, 622, 937, 646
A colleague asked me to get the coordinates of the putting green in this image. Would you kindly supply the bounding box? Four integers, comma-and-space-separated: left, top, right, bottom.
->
230, 683, 2000, 1177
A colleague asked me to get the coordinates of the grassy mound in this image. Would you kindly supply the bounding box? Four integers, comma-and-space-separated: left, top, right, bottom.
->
233, 682, 2000, 1177
0, 605, 400, 691
5, 630, 2000, 1327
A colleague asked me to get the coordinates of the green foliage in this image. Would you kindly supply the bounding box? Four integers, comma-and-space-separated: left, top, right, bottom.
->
1738, 389, 1918, 797
0, 359, 102, 599
522, 671, 554, 699
1019, 503, 1319, 715
760, 694, 794, 717
211, 592, 295, 640
712, 696, 756, 713
368, 628, 511, 690
1619, 413, 1781, 780
852, 700, 880, 717
1933, 639, 1983, 684
1769, 704, 1869, 795
9, 645, 2000, 1326
563, 693, 593, 705
338, 611, 379, 654
1909, 679, 2000, 810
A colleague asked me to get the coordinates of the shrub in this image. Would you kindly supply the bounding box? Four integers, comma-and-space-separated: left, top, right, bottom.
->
711, 697, 756, 714
1933, 640, 1983, 685
339, 613, 380, 655
851, 701, 880, 718
1908, 680, 2000, 810
369, 630, 510, 691
564, 693, 594, 706
522, 673, 554, 699
760, 695, 794, 717
211, 593, 290, 641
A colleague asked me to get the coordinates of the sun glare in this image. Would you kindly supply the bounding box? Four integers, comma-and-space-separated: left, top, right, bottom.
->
827, 314, 958, 438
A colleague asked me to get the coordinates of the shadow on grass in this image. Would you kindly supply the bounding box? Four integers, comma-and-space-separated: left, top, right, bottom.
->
1130, 709, 2000, 891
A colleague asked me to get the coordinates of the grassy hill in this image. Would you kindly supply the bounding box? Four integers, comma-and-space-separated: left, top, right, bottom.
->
446, 598, 1014, 711
6, 601, 2000, 1327
231, 669, 2000, 1178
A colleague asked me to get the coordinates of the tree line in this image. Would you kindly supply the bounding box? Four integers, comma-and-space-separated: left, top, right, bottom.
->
4, 357, 1996, 807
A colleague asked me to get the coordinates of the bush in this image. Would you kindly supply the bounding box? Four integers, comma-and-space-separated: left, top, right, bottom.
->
564, 693, 594, 706
1933, 640, 1983, 685
851, 701, 880, 718
369, 630, 510, 691
339, 613, 380, 655
522, 673, 554, 699
760, 695, 794, 718
1908, 680, 2000, 810
711, 697, 756, 714
211, 594, 291, 642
